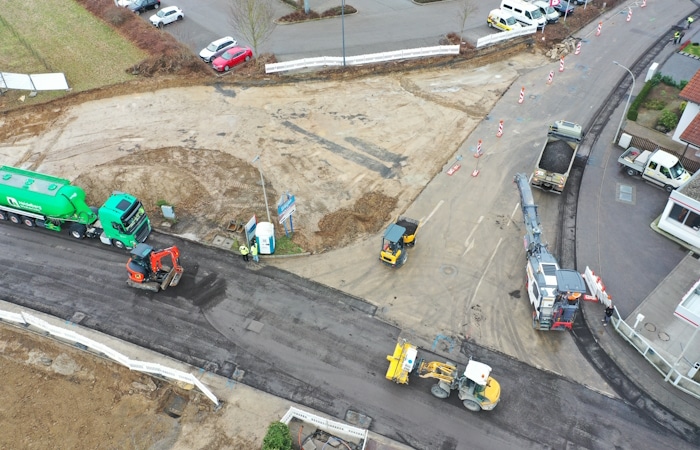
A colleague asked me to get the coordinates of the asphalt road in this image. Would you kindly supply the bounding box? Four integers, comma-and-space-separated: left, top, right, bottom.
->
0, 224, 695, 449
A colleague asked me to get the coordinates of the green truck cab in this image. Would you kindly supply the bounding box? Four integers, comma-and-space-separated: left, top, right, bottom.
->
0, 166, 151, 249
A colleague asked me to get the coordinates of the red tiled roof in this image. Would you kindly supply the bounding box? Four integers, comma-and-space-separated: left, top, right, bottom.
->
680, 113, 700, 147
680, 70, 700, 103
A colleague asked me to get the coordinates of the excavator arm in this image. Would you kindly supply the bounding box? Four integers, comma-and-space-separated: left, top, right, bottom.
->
415, 359, 458, 384
149, 246, 184, 289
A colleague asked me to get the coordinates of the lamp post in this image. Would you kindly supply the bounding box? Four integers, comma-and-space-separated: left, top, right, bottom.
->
614, 61, 635, 145
252, 155, 272, 223
341, 0, 346, 66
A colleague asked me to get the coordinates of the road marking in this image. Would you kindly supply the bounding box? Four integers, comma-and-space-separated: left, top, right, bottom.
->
462, 216, 484, 256
508, 202, 520, 227
421, 200, 444, 226
468, 237, 503, 308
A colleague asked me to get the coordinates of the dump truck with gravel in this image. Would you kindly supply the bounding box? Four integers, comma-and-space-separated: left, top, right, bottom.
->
531, 120, 583, 194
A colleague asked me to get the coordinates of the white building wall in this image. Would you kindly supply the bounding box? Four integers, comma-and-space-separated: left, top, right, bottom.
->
659, 173, 700, 248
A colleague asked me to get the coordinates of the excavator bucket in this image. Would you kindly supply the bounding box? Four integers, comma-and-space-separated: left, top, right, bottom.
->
160, 266, 183, 290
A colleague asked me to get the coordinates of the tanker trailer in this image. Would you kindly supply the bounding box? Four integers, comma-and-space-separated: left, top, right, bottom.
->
0, 166, 151, 249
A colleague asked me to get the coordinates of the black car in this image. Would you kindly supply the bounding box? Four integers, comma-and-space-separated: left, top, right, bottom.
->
552, 1, 575, 15
128, 0, 160, 15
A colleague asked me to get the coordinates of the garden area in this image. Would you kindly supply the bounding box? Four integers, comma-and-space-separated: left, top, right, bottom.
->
628, 73, 689, 134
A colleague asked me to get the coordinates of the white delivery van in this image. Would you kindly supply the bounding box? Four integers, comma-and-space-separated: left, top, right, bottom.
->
500, 0, 546, 29
487, 9, 523, 32
531, 0, 559, 23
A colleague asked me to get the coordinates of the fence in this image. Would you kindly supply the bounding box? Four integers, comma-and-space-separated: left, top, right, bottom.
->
281, 406, 368, 450
625, 132, 700, 174
612, 312, 700, 399
476, 25, 538, 48
0, 307, 219, 405
265, 45, 460, 74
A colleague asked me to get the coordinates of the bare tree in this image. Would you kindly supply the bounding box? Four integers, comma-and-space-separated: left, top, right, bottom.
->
456, 0, 477, 42
227, 0, 277, 56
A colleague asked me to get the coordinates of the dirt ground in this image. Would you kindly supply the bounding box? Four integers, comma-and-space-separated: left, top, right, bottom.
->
0, 50, 550, 448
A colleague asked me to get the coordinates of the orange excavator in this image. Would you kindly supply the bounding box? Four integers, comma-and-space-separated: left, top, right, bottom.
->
126, 243, 184, 292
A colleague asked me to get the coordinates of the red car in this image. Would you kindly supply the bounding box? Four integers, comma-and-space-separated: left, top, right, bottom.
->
212, 47, 253, 72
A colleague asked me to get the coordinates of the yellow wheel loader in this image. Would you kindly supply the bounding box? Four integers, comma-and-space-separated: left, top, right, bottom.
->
386, 339, 500, 412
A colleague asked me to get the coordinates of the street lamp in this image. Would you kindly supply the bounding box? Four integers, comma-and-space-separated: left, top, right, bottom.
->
613, 61, 636, 145
252, 155, 272, 223
341, 0, 346, 66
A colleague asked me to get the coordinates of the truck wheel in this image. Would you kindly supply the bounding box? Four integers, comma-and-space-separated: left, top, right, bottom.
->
0, 211, 7, 221
430, 384, 449, 399
113, 240, 126, 250
664, 184, 674, 193
69, 223, 87, 239
8, 213, 20, 224
626, 168, 637, 177
463, 400, 482, 412
21, 216, 35, 227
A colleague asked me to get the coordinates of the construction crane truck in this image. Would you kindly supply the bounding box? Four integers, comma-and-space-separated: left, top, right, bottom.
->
0, 166, 151, 249
126, 243, 184, 292
379, 216, 420, 268
515, 173, 587, 330
386, 339, 500, 412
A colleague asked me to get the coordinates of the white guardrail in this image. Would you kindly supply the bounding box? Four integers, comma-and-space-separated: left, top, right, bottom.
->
265, 45, 459, 74
281, 406, 368, 450
476, 25, 538, 49
0, 308, 220, 405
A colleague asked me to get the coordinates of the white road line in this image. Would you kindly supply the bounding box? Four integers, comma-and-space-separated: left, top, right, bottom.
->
421, 200, 444, 226
462, 215, 484, 256
508, 203, 520, 227
468, 237, 503, 308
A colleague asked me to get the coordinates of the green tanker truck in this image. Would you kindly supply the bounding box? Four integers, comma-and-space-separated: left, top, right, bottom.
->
0, 166, 151, 249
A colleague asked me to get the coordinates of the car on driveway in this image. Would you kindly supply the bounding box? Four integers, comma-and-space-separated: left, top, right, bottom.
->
128, 0, 160, 15
212, 47, 253, 72
150, 6, 184, 28
200, 36, 238, 63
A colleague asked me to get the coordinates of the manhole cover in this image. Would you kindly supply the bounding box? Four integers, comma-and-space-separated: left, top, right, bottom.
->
644, 322, 656, 332
441, 265, 457, 276
617, 184, 635, 204
659, 332, 670, 341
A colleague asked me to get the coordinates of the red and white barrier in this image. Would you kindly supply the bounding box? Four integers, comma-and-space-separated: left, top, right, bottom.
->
518, 86, 525, 104
559, 57, 565, 73
575, 41, 581, 55
626, 8, 632, 22
596, 21, 603, 36
583, 266, 612, 307
496, 120, 504, 137
547, 71, 554, 85
641, 0, 646, 7
475, 139, 483, 158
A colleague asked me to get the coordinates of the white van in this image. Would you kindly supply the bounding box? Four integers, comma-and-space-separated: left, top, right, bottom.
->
531, 0, 559, 23
500, 0, 546, 29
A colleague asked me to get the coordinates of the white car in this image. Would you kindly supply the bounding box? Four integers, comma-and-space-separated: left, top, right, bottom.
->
150, 6, 184, 28
115, 0, 133, 6
199, 36, 238, 63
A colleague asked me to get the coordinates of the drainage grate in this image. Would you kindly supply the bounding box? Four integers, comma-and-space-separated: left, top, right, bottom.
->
617, 183, 635, 204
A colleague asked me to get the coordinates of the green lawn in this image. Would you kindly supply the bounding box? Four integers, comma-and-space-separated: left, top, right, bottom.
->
682, 42, 700, 58
0, 0, 146, 93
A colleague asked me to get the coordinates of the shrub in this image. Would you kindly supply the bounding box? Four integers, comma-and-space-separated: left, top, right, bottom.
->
680, 80, 689, 90
262, 422, 292, 450
681, 101, 688, 113
279, 10, 320, 22
627, 80, 654, 121
657, 109, 679, 132
643, 99, 665, 110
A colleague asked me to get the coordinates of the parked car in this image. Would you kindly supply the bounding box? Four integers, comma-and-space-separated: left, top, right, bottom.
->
573, 0, 590, 4
531, 1, 559, 23
200, 36, 238, 63
487, 9, 522, 32
116, 0, 134, 7
552, 0, 575, 15
128, 0, 160, 15
212, 47, 253, 72
150, 6, 184, 28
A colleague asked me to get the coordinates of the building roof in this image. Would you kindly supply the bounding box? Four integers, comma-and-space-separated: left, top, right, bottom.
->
680, 70, 700, 103
680, 113, 700, 147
